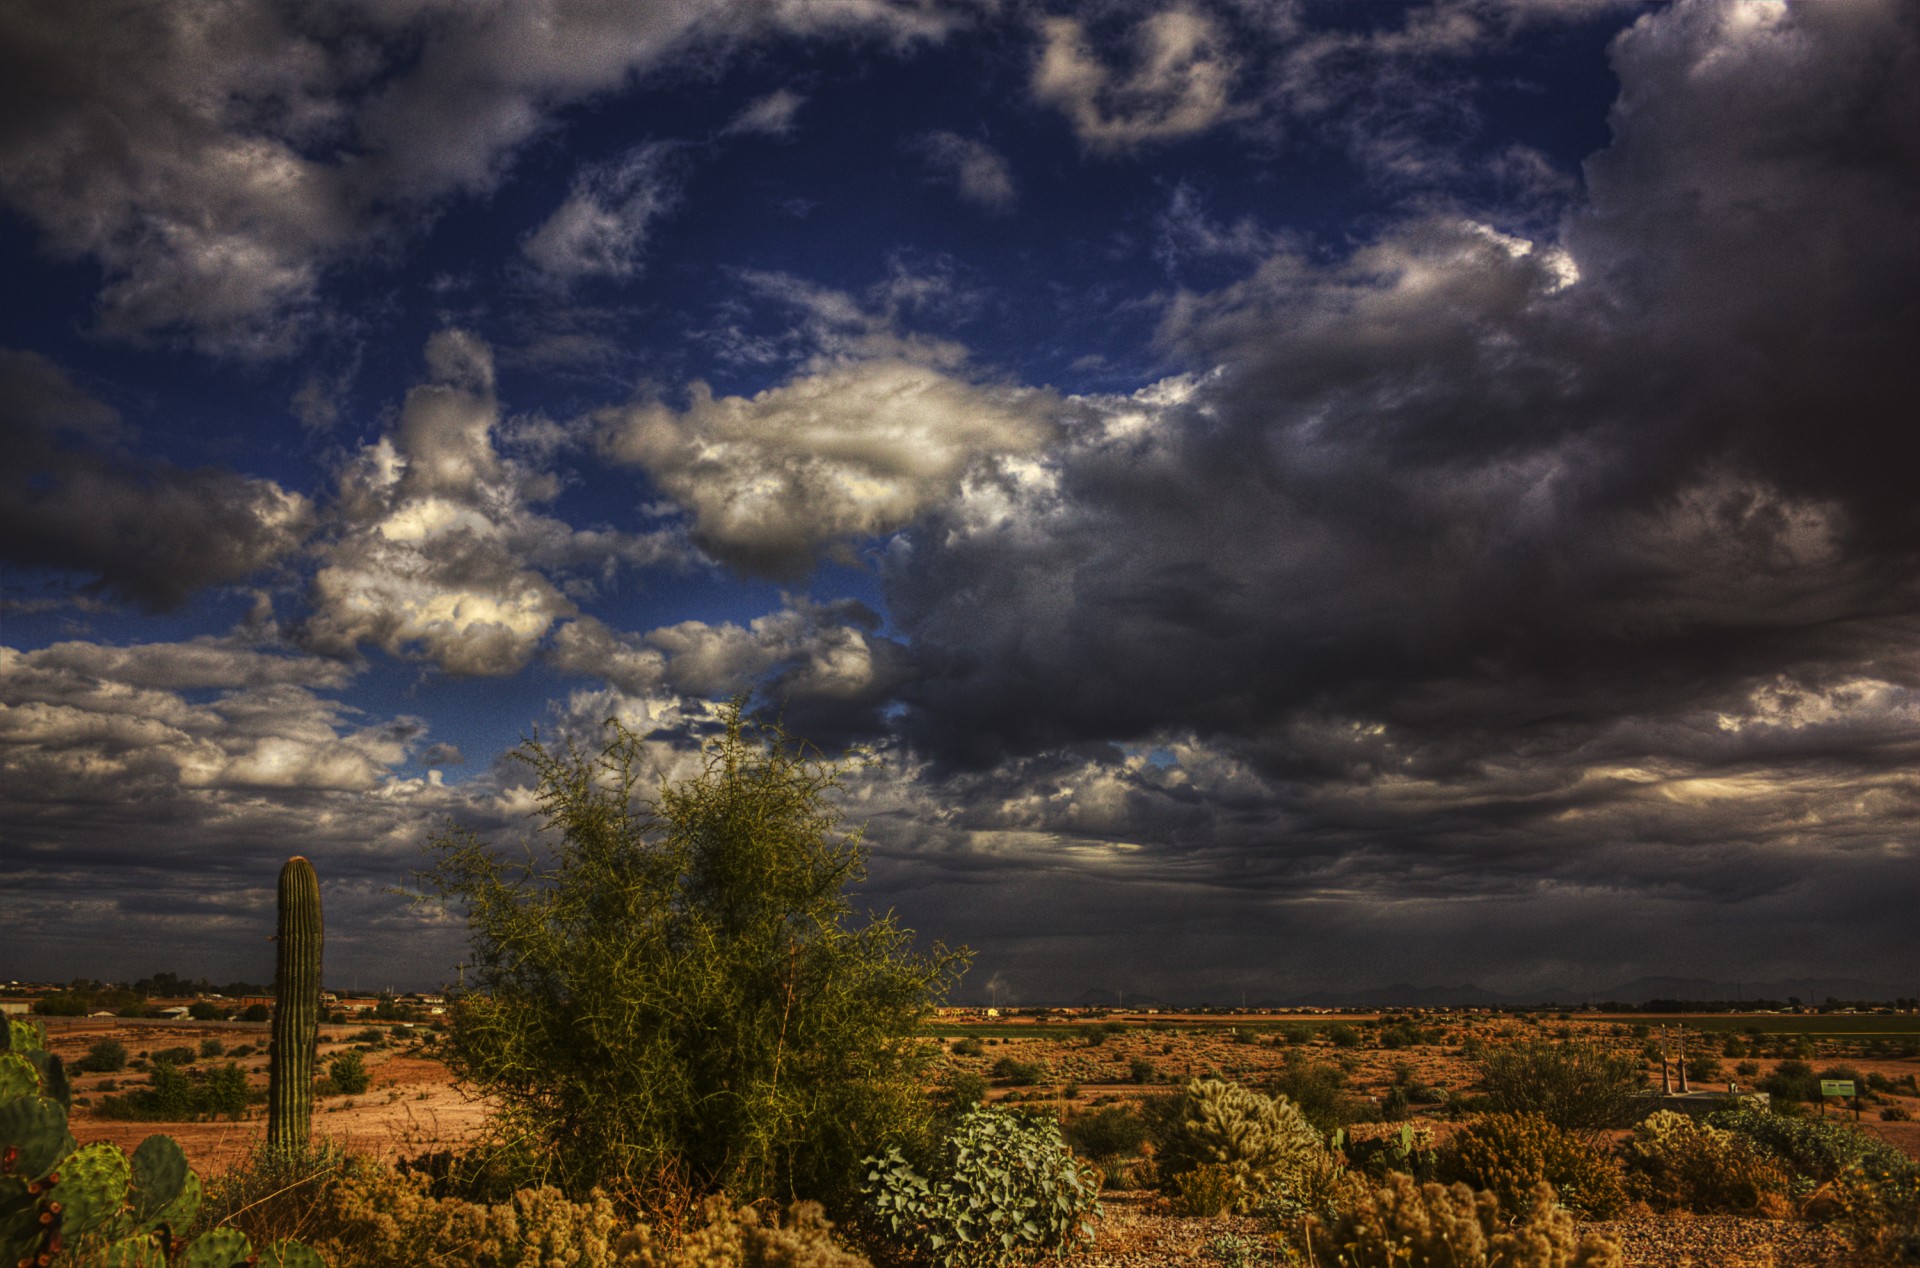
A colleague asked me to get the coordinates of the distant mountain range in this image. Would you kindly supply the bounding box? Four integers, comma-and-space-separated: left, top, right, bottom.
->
1039, 976, 1914, 1009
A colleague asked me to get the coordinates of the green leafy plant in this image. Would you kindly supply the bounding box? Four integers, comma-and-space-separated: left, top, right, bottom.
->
1707, 1108, 1912, 1186
862, 1106, 1100, 1268
419, 704, 968, 1206
1441, 1113, 1626, 1218
1297, 1173, 1622, 1268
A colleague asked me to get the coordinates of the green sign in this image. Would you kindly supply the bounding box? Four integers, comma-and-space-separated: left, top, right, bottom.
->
1820, 1079, 1856, 1098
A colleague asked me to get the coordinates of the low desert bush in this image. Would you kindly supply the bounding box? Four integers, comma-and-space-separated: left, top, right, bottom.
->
1265, 1052, 1362, 1135
621, 1197, 872, 1268
1834, 1163, 1920, 1263
1761, 1059, 1822, 1104
988, 1055, 1046, 1086
1346, 1123, 1441, 1185
1172, 1162, 1243, 1217
1155, 1078, 1329, 1214
1618, 1111, 1790, 1216
1297, 1174, 1622, 1268
1064, 1103, 1149, 1164
862, 1105, 1100, 1268
327, 1049, 372, 1095
1708, 1109, 1913, 1186
1441, 1113, 1626, 1218
77, 1037, 129, 1072
200, 1138, 353, 1249
1473, 1041, 1643, 1136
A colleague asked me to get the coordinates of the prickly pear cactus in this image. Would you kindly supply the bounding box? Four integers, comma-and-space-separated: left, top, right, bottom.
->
269, 855, 323, 1160
179, 1226, 251, 1267
0, 1002, 324, 1266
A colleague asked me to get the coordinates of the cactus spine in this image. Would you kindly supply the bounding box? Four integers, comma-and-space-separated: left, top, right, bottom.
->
267, 855, 322, 1159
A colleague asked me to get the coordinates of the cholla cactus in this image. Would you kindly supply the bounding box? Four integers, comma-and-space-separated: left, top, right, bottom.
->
1160, 1078, 1327, 1212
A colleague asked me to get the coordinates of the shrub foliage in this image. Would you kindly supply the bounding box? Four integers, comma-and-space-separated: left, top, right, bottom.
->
1473, 1041, 1643, 1137
1442, 1113, 1626, 1218
419, 704, 968, 1204
1299, 1174, 1623, 1268
862, 1106, 1101, 1268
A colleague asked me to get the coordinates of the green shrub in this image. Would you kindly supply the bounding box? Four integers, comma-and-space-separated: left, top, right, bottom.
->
1473, 1041, 1643, 1137
1264, 1053, 1360, 1136
1708, 1108, 1913, 1184
1156, 1078, 1328, 1213
1618, 1110, 1790, 1216
419, 705, 968, 1207
1128, 1057, 1156, 1084
862, 1106, 1100, 1268
989, 1055, 1045, 1086
1326, 1025, 1360, 1049
951, 1037, 985, 1058
202, 1061, 249, 1120
200, 1037, 226, 1059
936, 1070, 988, 1118
1762, 1059, 1821, 1104
1441, 1113, 1626, 1218
329, 1049, 372, 1095
1298, 1174, 1622, 1267
1064, 1104, 1148, 1163
78, 1037, 129, 1073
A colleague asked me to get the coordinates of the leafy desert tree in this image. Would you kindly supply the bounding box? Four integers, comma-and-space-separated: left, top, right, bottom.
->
1475, 1039, 1646, 1137
419, 703, 968, 1207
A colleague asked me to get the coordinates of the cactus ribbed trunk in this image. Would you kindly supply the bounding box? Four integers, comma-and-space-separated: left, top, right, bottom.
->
268, 855, 322, 1158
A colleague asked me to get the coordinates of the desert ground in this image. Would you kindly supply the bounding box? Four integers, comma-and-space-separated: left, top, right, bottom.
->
36, 1009, 1920, 1267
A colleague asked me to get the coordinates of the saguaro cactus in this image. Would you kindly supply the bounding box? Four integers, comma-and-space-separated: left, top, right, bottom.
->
267, 855, 322, 1158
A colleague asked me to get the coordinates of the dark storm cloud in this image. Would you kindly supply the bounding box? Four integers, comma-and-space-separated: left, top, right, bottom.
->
859, 0, 1920, 957
0, 351, 312, 609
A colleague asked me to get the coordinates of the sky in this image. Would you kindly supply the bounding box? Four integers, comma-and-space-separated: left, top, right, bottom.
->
2, 0, 1917, 1004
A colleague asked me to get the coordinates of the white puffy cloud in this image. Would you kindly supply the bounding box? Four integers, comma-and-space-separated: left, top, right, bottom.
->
304, 330, 683, 673
1032, 9, 1240, 151
550, 597, 905, 704
602, 356, 1057, 576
